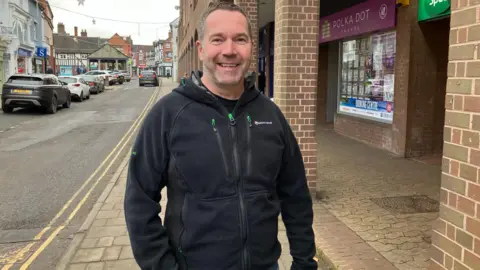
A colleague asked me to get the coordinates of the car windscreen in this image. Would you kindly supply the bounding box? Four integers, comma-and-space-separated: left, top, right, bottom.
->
141, 71, 154, 76
7, 76, 44, 85
59, 77, 77, 84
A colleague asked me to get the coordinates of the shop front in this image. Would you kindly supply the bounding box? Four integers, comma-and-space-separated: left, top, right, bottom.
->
17, 48, 32, 74
319, 0, 397, 123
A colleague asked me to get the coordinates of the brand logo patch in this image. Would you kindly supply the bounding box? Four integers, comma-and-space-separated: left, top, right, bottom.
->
254, 121, 273, 125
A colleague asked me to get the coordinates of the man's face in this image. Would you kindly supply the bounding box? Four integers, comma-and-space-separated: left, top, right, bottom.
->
197, 10, 252, 87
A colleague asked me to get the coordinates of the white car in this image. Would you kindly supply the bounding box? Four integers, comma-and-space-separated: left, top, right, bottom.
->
58, 76, 91, 101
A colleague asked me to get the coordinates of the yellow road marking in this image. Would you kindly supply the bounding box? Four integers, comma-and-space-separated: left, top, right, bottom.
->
1, 87, 161, 270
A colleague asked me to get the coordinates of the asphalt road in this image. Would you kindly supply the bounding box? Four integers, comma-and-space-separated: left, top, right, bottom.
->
0, 79, 166, 270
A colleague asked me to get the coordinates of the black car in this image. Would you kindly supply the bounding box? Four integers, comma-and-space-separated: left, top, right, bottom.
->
139, 70, 160, 87
1, 74, 71, 114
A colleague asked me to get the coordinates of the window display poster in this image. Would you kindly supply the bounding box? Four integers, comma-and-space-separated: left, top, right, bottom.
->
339, 30, 396, 122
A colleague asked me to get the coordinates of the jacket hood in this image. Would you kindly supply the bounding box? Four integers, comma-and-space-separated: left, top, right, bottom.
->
173, 70, 260, 108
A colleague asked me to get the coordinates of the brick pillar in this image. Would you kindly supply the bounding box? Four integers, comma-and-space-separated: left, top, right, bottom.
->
274, 0, 319, 191
431, 1, 480, 270
234, 0, 258, 73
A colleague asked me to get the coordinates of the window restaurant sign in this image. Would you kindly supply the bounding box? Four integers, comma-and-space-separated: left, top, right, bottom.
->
319, 0, 397, 44
418, 0, 450, 22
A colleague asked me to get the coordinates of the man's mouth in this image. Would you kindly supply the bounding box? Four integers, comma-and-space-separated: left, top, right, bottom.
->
218, 63, 240, 68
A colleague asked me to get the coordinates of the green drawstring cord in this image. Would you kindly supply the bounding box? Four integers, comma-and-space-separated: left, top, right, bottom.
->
247, 115, 252, 127
211, 119, 216, 131
228, 113, 236, 126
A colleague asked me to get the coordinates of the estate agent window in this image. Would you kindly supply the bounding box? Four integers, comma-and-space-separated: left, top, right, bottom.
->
338, 30, 396, 123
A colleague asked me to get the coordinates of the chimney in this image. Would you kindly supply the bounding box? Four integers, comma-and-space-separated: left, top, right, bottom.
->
57, 23, 66, 34
74, 26, 78, 37
81, 30, 88, 37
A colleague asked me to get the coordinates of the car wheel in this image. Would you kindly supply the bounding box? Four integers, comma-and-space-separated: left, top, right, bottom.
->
46, 96, 58, 114
86, 93, 90, 99
63, 94, 71, 109
127, 79, 131, 82
79, 92, 84, 102
139, 84, 143, 87
2, 106, 13, 113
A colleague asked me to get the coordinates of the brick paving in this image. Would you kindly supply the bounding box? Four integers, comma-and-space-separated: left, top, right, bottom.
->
313, 127, 441, 270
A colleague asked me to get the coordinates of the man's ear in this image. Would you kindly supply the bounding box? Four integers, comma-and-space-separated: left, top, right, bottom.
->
196, 40, 203, 61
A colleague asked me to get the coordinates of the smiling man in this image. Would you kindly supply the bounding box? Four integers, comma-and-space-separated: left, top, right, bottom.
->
124, 2, 318, 270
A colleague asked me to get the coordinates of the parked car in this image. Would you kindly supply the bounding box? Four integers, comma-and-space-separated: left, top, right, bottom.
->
118, 70, 131, 82
111, 71, 125, 84
1, 74, 71, 114
80, 75, 105, 94
58, 76, 91, 101
139, 70, 159, 87
84, 70, 116, 85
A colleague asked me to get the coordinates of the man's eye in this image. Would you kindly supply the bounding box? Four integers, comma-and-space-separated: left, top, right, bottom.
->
212, 39, 222, 43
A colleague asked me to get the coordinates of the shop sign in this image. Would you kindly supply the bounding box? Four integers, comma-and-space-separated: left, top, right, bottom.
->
418, 0, 450, 22
319, 0, 396, 44
18, 48, 32, 57
59, 65, 73, 76
36, 47, 48, 58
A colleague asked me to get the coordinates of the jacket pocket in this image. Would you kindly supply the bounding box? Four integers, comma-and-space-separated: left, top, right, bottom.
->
181, 193, 242, 269
245, 192, 282, 269
177, 195, 188, 269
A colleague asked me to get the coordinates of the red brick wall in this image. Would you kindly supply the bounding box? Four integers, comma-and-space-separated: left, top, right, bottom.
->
432, 0, 480, 269
274, 0, 319, 191
234, 0, 258, 73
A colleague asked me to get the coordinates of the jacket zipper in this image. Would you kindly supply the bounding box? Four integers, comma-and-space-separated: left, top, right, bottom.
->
246, 115, 252, 176
212, 119, 230, 179
228, 112, 249, 270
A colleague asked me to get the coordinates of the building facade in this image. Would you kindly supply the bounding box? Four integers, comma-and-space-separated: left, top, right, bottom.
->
107, 33, 132, 57
170, 17, 179, 82
131, 44, 153, 74
178, 0, 480, 269
28, 0, 47, 73
53, 23, 107, 75
39, 0, 55, 72
153, 31, 173, 77
0, 1, 16, 87
4, 0, 36, 76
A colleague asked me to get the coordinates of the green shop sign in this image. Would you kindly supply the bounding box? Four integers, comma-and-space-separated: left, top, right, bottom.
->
418, 0, 451, 22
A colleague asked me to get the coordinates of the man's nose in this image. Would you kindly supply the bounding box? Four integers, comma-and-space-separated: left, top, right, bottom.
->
221, 40, 236, 56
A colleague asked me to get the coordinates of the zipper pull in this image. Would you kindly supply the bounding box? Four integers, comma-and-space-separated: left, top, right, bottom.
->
247, 115, 252, 128
228, 113, 236, 126
211, 119, 217, 131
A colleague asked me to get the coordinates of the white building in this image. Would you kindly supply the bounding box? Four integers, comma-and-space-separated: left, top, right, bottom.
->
170, 17, 179, 82
1, 0, 36, 78
153, 39, 163, 74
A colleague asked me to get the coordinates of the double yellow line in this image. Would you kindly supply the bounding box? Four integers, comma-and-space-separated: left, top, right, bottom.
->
1, 87, 161, 270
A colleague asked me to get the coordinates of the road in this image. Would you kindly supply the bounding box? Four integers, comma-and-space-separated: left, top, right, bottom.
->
0, 79, 166, 270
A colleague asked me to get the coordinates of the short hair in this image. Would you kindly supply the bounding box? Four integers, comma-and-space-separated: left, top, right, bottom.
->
198, 2, 253, 42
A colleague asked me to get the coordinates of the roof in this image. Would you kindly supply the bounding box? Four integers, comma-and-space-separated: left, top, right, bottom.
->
88, 43, 129, 60
53, 34, 109, 54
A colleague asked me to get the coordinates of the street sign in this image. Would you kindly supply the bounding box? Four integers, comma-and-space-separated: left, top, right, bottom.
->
36, 47, 48, 58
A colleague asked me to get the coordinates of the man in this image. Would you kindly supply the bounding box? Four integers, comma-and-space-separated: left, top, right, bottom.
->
124, 2, 317, 270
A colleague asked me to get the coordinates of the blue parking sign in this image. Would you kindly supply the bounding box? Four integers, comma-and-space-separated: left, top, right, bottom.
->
36, 47, 47, 58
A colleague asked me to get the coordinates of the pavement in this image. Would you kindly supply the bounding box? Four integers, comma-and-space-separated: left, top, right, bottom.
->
0, 79, 168, 270
312, 126, 441, 270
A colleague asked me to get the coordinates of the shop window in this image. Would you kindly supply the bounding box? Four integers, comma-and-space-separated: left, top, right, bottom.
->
338, 30, 396, 123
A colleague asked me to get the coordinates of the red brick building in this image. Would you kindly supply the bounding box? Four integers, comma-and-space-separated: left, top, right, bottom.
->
108, 33, 133, 57
177, 0, 480, 269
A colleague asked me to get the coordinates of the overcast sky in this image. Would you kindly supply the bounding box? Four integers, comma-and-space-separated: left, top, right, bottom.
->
49, 0, 179, 45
